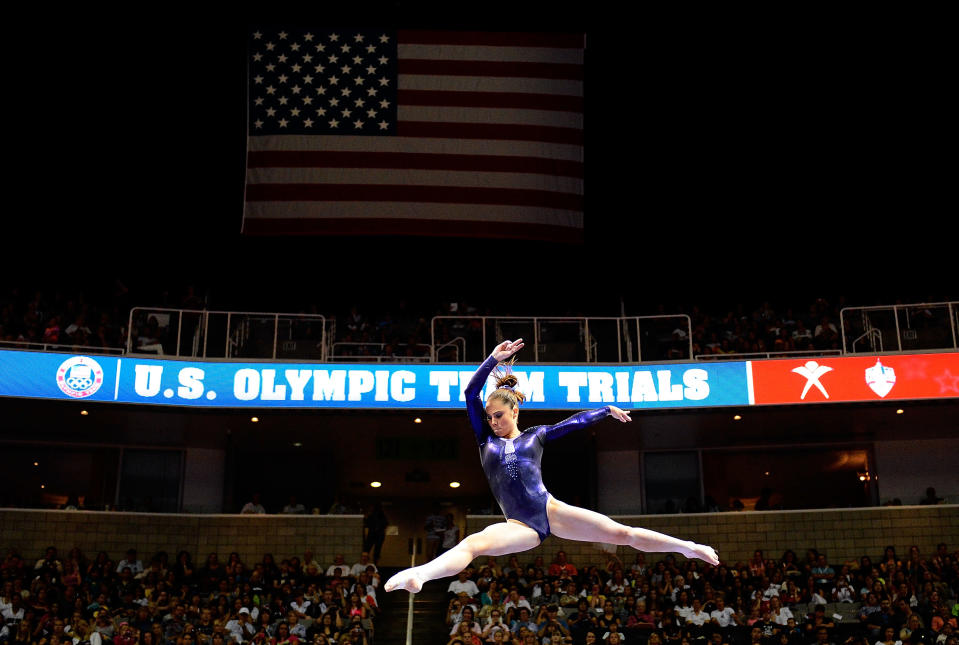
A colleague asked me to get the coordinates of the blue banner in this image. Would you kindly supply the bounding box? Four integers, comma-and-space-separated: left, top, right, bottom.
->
0, 350, 750, 410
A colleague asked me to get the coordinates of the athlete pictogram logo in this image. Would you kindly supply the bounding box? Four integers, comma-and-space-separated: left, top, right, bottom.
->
865, 359, 896, 398
791, 361, 833, 399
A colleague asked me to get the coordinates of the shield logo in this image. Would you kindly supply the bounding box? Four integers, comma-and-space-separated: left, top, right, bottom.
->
865, 359, 896, 398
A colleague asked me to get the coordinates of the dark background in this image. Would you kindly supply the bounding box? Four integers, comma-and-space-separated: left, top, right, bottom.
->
5, 3, 953, 313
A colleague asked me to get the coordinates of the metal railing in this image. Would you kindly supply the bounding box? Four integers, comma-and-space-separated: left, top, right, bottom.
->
12, 300, 954, 365
695, 349, 843, 362
328, 342, 433, 363
0, 341, 125, 355
840, 301, 958, 354
126, 308, 329, 361
430, 314, 693, 363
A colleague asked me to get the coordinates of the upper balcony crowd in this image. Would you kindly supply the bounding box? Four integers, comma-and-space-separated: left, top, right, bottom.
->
3, 279, 935, 362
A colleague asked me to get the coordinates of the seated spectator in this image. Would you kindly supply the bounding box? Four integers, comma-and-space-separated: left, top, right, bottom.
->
584, 583, 607, 613
567, 599, 597, 640
900, 614, 926, 643
117, 549, 144, 576
225, 607, 256, 643
558, 582, 581, 611
548, 552, 578, 580
814, 626, 837, 645
535, 604, 569, 634
595, 599, 621, 633
767, 597, 793, 626
510, 607, 537, 635
878, 625, 903, 645
479, 589, 505, 619
325, 554, 350, 579
804, 606, 835, 639
450, 606, 483, 641
686, 597, 712, 637
282, 496, 306, 515
449, 570, 481, 601
350, 553, 377, 579
834, 578, 856, 603
625, 598, 656, 630
241, 494, 266, 515
503, 589, 531, 616
481, 608, 510, 639
269, 621, 299, 645
711, 595, 741, 634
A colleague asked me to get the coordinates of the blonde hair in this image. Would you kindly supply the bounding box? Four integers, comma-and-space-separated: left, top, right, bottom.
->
487, 358, 526, 407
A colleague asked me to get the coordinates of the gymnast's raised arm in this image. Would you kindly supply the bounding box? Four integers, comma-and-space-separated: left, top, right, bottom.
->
465, 339, 526, 443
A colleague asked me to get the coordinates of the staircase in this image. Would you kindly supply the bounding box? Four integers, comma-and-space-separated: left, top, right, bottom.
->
373, 569, 450, 644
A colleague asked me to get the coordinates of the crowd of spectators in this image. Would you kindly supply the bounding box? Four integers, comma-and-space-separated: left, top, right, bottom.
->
2, 279, 934, 362
0, 546, 381, 645
686, 298, 847, 358
440, 544, 959, 645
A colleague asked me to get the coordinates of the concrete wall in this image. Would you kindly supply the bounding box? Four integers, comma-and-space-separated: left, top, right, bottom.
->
466, 504, 958, 567
0, 509, 364, 566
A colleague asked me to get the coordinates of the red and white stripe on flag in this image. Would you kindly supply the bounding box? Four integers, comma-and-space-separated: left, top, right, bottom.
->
243, 30, 584, 241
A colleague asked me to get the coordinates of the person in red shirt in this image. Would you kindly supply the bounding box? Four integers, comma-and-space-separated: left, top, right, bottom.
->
548, 552, 578, 579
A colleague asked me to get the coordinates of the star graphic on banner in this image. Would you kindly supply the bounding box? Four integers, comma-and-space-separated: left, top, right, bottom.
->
933, 369, 959, 393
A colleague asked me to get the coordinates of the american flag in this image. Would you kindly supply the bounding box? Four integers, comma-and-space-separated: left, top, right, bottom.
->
243, 29, 584, 241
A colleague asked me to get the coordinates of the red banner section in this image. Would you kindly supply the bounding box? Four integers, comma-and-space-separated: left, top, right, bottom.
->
750, 353, 959, 405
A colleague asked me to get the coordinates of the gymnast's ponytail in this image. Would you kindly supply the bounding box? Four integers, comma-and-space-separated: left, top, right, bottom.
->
488, 358, 527, 406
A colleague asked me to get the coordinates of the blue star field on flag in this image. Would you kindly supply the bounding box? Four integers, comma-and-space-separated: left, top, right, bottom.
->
248, 29, 398, 135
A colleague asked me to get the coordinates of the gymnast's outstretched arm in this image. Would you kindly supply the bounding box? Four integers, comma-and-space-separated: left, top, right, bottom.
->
534, 405, 632, 444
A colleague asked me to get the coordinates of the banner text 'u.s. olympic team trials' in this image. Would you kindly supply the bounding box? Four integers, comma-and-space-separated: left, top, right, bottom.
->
0, 350, 956, 409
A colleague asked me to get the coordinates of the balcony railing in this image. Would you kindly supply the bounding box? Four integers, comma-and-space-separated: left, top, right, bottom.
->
840, 301, 958, 354
430, 315, 693, 363
126, 307, 329, 361
9, 300, 952, 364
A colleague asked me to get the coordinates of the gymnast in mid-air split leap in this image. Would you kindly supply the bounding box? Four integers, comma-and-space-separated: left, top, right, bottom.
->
384, 338, 719, 593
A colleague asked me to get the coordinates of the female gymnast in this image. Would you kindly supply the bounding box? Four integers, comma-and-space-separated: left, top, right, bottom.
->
385, 339, 718, 593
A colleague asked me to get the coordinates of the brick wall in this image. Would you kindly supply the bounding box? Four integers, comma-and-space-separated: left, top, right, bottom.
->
466, 504, 958, 567
0, 509, 364, 565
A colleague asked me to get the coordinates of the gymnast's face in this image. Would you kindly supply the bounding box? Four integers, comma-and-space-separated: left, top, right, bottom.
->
485, 398, 519, 438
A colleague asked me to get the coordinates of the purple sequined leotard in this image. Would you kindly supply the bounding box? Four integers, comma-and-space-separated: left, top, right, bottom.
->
466, 355, 610, 542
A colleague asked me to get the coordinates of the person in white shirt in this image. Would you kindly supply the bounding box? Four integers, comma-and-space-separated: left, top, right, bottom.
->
116, 550, 144, 575
674, 591, 694, 621
240, 494, 266, 515
326, 555, 349, 578
289, 592, 311, 619
447, 571, 480, 598
282, 495, 306, 515
0, 596, 25, 641
224, 608, 256, 643
503, 589, 532, 614
302, 550, 321, 573
686, 598, 711, 628
710, 596, 739, 629
671, 575, 691, 603
768, 597, 793, 625
833, 578, 855, 603
350, 553, 377, 578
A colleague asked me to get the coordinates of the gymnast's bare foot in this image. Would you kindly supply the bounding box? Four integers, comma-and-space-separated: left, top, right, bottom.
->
680, 541, 720, 565
384, 568, 425, 593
